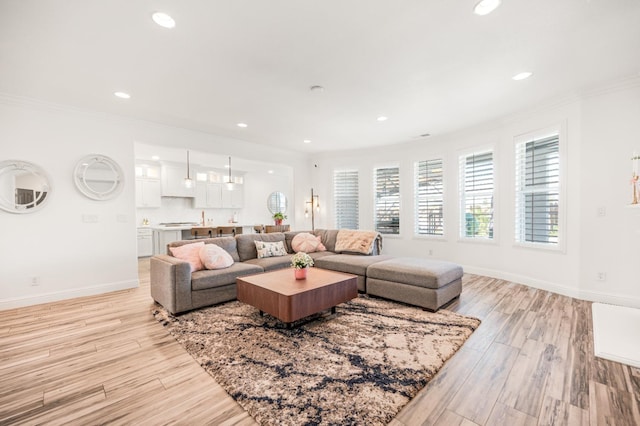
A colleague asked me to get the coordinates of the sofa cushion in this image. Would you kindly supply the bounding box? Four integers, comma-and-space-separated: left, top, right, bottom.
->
244, 254, 295, 272
191, 262, 263, 291
169, 242, 205, 272
199, 244, 234, 270
308, 251, 337, 261
291, 232, 326, 253
314, 254, 393, 276
366, 258, 463, 289
237, 233, 287, 262
312, 229, 339, 252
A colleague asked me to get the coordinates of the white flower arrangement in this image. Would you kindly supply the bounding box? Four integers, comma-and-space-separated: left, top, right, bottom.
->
291, 252, 314, 269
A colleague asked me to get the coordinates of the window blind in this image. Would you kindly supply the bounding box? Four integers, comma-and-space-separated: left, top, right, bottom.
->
374, 166, 400, 235
415, 159, 444, 236
333, 169, 359, 229
459, 150, 494, 239
515, 134, 560, 245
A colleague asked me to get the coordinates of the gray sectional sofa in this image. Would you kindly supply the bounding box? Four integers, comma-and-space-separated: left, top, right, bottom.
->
150, 229, 462, 315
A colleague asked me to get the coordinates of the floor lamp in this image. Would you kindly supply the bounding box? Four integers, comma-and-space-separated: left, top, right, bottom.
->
305, 188, 320, 231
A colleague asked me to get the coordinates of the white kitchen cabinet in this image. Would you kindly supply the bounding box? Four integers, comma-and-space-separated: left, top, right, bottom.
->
193, 183, 223, 208
137, 228, 153, 257
221, 185, 244, 208
161, 163, 196, 197
153, 229, 183, 255
135, 178, 161, 208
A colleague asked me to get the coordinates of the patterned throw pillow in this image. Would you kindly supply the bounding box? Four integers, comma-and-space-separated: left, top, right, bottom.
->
169, 242, 205, 272
291, 233, 326, 253
199, 244, 234, 270
255, 241, 288, 259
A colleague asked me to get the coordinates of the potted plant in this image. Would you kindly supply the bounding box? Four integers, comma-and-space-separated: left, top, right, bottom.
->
291, 252, 314, 279
273, 212, 287, 225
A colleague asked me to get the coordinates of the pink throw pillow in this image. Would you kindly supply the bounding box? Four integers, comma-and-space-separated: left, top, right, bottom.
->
291, 233, 326, 253
169, 242, 205, 272
199, 244, 234, 270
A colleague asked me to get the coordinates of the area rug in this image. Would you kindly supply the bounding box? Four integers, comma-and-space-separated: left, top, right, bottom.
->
152, 296, 480, 425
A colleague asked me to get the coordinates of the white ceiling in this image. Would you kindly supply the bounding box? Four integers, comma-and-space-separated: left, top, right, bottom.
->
2, 0, 640, 153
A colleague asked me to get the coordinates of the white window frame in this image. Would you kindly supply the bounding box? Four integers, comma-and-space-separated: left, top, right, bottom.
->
459, 147, 496, 242
514, 124, 566, 252
414, 158, 444, 238
373, 164, 400, 235
333, 169, 359, 230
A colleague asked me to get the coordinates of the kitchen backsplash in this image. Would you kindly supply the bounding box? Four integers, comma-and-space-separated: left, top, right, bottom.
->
136, 197, 247, 227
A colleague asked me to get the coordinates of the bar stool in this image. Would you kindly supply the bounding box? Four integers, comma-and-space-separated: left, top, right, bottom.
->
216, 226, 237, 237
253, 225, 265, 233
265, 224, 290, 233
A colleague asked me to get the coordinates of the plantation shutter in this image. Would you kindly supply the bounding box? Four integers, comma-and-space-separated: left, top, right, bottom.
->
515, 134, 560, 245
374, 166, 400, 235
333, 169, 359, 229
459, 150, 494, 239
415, 159, 444, 236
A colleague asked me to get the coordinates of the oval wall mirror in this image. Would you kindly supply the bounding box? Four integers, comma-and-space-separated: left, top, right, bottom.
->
0, 160, 52, 214
74, 154, 124, 200
267, 191, 287, 214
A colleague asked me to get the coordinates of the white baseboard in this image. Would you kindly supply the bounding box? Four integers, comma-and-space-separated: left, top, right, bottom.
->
0, 280, 139, 311
462, 265, 640, 309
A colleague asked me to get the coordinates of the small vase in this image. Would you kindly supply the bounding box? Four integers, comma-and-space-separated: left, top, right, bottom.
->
275, 218, 283, 225
294, 267, 307, 280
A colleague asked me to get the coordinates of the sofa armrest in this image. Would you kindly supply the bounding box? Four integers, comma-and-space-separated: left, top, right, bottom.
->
150, 254, 193, 315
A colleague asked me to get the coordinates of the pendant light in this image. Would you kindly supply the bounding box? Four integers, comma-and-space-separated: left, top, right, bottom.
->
226, 156, 234, 190
184, 150, 193, 189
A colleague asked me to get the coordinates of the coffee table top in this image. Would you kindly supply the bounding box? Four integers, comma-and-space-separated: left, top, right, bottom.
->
238, 267, 357, 296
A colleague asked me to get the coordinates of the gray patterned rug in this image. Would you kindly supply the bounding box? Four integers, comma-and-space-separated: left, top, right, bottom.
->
152, 295, 480, 425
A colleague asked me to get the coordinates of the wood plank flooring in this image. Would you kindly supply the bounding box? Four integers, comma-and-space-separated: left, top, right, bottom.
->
1, 260, 638, 425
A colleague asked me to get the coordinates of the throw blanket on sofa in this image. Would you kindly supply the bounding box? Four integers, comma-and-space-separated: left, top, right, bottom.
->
335, 230, 381, 255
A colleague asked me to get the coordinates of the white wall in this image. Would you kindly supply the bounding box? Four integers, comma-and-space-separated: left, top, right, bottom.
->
312, 77, 640, 308
0, 95, 310, 310
579, 80, 640, 306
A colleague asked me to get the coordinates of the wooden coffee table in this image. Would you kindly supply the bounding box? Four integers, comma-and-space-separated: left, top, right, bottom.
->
236, 267, 357, 326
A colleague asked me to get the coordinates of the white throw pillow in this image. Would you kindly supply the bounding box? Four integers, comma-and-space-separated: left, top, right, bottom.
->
255, 241, 288, 259
199, 244, 234, 270
291, 233, 326, 253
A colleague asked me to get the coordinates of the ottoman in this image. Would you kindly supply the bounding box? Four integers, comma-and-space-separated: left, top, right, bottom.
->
366, 257, 463, 311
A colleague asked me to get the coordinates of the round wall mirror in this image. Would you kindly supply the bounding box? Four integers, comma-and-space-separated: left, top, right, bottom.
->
74, 154, 124, 200
267, 191, 287, 214
0, 160, 52, 214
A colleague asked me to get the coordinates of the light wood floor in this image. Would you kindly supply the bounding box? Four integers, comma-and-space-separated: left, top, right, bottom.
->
1, 259, 638, 425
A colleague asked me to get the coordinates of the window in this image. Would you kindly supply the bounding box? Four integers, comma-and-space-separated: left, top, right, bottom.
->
374, 166, 400, 234
459, 150, 494, 239
333, 169, 359, 229
515, 131, 560, 246
415, 158, 444, 236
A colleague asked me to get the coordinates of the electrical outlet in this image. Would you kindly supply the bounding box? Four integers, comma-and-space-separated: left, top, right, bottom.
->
30, 276, 40, 286
597, 206, 606, 217
82, 214, 99, 223
597, 272, 607, 282
428, 249, 433, 256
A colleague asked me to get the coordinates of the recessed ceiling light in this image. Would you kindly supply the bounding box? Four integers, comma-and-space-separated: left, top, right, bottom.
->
151, 155, 160, 161
310, 85, 324, 92
268, 170, 274, 174
512, 71, 533, 81
114, 91, 131, 99
237, 122, 248, 128
152, 12, 175, 29
377, 116, 388, 122
303, 139, 311, 144
473, 0, 501, 16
